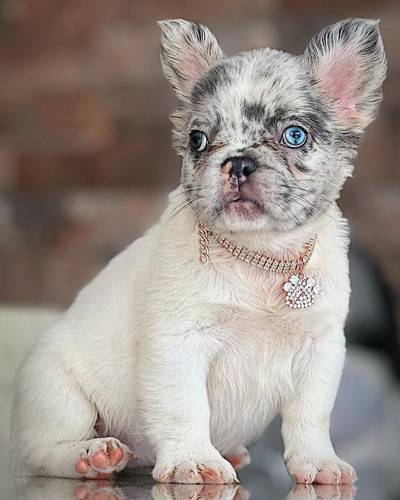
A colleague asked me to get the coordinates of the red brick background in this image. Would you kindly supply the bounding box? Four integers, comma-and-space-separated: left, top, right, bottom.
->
0, 0, 398, 328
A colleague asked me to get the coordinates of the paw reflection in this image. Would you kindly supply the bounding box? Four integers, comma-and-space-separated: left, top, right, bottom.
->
74, 480, 125, 500
287, 484, 357, 500
13, 477, 128, 500
152, 483, 244, 500
14, 476, 357, 500
13, 476, 247, 500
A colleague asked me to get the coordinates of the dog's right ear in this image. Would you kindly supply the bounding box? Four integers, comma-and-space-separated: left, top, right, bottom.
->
158, 19, 224, 103
304, 18, 387, 131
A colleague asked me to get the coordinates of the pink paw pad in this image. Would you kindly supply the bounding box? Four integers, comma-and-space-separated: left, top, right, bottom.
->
293, 461, 357, 485
224, 448, 251, 472
74, 439, 133, 479
314, 470, 341, 484
75, 460, 90, 474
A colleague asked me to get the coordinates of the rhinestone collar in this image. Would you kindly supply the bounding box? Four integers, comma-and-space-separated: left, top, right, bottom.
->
198, 221, 321, 309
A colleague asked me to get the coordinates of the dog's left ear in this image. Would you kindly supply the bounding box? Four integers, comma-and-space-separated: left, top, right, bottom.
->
158, 19, 224, 103
304, 18, 387, 130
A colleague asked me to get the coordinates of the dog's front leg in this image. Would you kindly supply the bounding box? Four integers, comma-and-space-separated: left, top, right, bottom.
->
281, 332, 357, 485
139, 327, 238, 484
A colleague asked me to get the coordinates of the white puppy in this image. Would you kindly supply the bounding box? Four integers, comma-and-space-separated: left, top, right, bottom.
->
12, 18, 386, 484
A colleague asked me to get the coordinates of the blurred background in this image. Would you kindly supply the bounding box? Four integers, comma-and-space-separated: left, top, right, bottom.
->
0, 1, 399, 499
0, 0, 398, 310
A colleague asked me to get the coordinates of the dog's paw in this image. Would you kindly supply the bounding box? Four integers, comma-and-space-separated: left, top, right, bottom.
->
153, 453, 239, 484
286, 454, 357, 485
74, 438, 134, 479
224, 446, 251, 472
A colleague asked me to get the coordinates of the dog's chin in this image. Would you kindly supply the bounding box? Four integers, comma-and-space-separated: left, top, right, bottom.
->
225, 199, 262, 219
203, 200, 302, 234
218, 199, 268, 232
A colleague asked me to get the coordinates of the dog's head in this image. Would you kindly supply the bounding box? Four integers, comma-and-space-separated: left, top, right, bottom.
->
159, 18, 386, 233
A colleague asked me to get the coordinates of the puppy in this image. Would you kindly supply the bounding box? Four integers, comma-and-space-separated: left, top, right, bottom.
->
12, 18, 386, 484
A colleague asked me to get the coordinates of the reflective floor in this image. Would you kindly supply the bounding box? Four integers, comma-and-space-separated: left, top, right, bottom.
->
12, 473, 359, 500
8, 463, 400, 500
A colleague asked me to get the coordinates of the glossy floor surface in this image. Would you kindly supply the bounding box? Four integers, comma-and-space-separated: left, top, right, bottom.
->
8, 466, 399, 500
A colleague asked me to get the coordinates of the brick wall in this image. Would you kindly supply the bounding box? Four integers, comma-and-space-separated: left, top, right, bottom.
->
0, 0, 399, 329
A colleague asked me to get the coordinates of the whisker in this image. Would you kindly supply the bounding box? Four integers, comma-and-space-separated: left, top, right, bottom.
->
168, 198, 193, 219
168, 194, 205, 222
170, 187, 203, 198
288, 192, 335, 222
278, 183, 333, 205
274, 200, 302, 227
168, 201, 195, 222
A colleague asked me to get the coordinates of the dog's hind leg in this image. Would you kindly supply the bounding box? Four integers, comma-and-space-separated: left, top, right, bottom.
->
224, 446, 251, 472
12, 354, 133, 479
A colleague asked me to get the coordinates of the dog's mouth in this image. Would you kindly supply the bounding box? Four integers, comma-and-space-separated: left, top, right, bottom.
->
223, 194, 265, 220
220, 166, 265, 221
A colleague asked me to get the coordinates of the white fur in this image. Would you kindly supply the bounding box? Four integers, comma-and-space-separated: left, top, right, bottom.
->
12, 186, 354, 483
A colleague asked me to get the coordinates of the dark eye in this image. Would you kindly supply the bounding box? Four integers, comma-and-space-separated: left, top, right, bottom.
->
281, 126, 308, 148
190, 130, 208, 152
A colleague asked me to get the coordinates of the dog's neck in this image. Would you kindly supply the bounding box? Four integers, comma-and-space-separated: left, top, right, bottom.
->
208, 216, 331, 263
167, 186, 339, 263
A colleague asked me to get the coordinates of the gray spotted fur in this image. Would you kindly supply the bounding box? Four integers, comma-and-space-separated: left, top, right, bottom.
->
159, 18, 387, 233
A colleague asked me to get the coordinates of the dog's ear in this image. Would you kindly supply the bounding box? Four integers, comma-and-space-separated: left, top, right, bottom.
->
304, 19, 387, 130
158, 19, 224, 103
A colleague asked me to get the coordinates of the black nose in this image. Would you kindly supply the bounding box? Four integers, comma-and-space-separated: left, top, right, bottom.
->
229, 157, 257, 178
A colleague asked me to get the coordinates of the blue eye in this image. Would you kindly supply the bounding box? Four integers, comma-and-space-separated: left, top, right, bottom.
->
190, 130, 208, 152
282, 126, 308, 148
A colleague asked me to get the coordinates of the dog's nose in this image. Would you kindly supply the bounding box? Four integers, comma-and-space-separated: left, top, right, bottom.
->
225, 157, 257, 179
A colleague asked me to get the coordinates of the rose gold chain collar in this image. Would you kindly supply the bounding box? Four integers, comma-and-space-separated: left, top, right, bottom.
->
198, 220, 316, 275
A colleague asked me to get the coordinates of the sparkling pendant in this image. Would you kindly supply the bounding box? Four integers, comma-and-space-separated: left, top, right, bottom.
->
283, 274, 321, 309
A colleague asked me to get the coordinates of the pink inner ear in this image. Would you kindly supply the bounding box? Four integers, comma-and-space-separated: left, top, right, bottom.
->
317, 45, 361, 119
183, 53, 209, 88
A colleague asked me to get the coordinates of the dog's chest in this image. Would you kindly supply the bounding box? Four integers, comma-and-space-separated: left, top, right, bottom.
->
203, 254, 293, 313
205, 306, 308, 453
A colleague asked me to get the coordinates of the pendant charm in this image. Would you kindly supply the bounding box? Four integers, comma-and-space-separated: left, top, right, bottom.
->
283, 274, 321, 309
